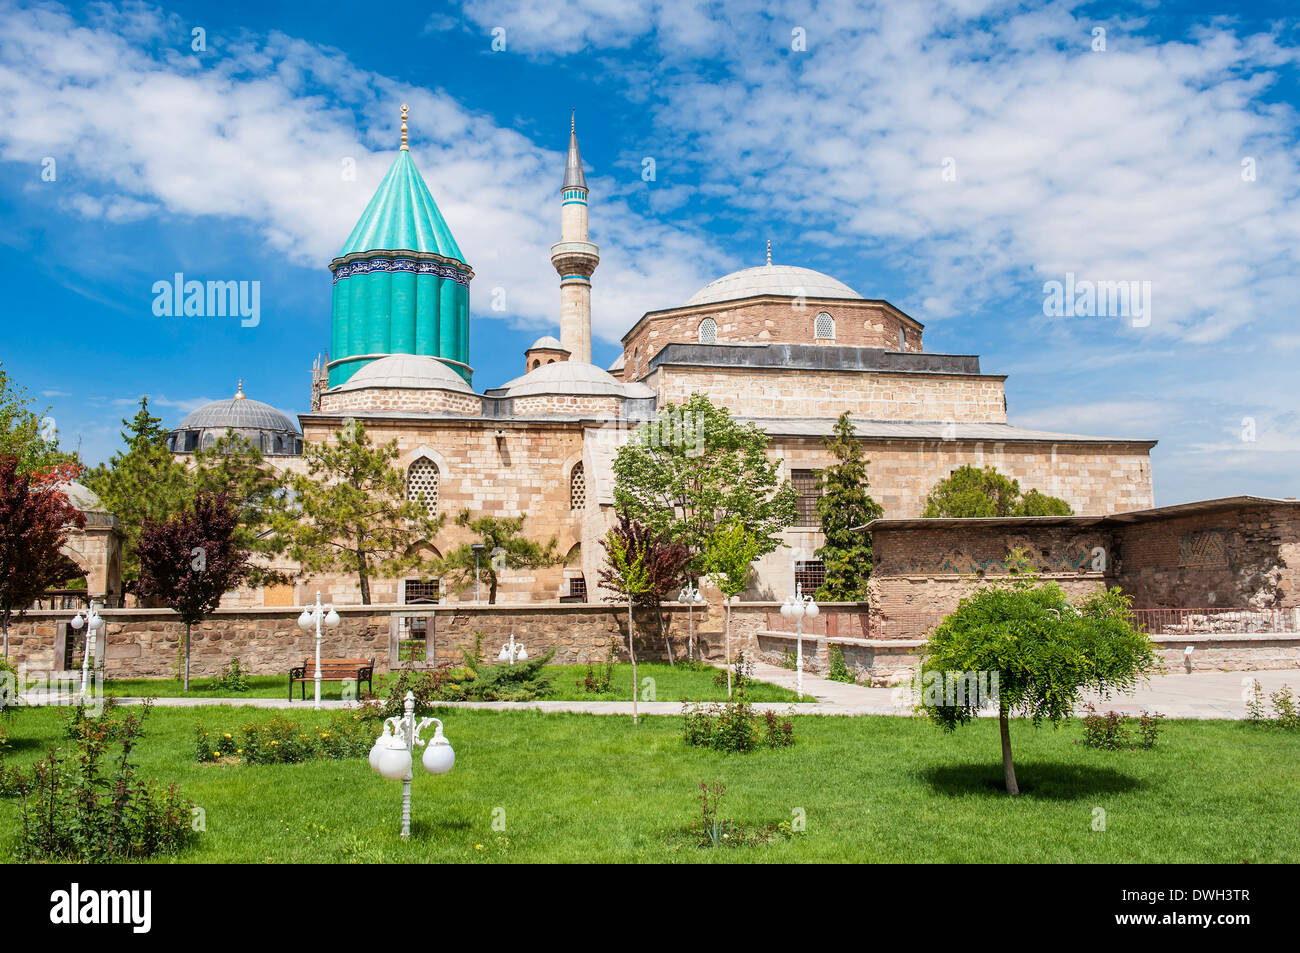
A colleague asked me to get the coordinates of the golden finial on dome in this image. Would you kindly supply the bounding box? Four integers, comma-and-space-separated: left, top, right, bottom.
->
235, 379, 245, 400
400, 103, 409, 151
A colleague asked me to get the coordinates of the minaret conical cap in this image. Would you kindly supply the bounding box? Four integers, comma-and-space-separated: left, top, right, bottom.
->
562, 112, 587, 191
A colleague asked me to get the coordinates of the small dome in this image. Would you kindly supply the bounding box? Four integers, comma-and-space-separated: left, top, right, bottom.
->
527, 335, 567, 351
607, 353, 625, 372
498, 361, 631, 398
686, 264, 862, 307
179, 396, 298, 433
170, 385, 302, 456
335, 354, 474, 394
57, 481, 104, 512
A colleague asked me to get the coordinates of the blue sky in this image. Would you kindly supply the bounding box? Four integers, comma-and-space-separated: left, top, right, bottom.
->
3, 0, 1299, 505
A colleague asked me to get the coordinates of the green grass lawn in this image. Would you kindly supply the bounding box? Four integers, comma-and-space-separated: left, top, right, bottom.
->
101, 663, 804, 703
2, 703, 1296, 863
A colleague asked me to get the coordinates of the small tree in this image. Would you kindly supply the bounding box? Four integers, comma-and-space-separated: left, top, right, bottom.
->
611, 393, 797, 574
436, 510, 561, 605
82, 397, 191, 595
702, 518, 761, 696
136, 492, 251, 691
284, 421, 444, 604
598, 512, 690, 664
814, 414, 884, 600
190, 433, 291, 584
921, 464, 1073, 518
918, 556, 1158, 795
599, 517, 655, 725
0, 455, 84, 658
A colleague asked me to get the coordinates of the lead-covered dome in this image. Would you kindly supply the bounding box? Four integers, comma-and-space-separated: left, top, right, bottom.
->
168, 384, 301, 455
686, 264, 862, 307
335, 354, 474, 394
496, 361, 638, 398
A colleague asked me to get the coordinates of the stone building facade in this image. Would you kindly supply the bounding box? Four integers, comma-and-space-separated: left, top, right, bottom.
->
146, 111, 1158, 615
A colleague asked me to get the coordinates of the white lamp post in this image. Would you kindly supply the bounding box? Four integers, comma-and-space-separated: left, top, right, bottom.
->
369, 690, 455, 839
497, 634, 527, 664
678, 583, 705, 662
69, 600, 105, 698
296, 591, 341, 710
779, 583, 819, 699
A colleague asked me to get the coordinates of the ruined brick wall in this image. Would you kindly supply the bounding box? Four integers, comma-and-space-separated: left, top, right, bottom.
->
654, 365, 1007, 423
1112, 505, 1300, 610
622, 297, 923, 375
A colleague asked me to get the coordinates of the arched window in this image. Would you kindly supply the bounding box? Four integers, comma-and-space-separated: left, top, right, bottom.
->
570, 461, 586, 511
201, 432, 216, 450
814, 311, 835, 341
698, 317, 718, 344
898, 326, 906, 350
531, 359, 540, 370
407, 458, 440, 514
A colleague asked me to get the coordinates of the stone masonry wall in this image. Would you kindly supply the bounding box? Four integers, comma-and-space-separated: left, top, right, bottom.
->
622, 297, 923, 376
319, 387, 481, 415
656, 365, 1008, 423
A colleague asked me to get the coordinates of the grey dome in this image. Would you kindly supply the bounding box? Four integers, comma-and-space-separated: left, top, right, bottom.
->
170, 387, 301, 456
686, 264, 862, 306
57, 480, 105, 512
527, 335, 567, 351
179, 397, 298, 432
498, 361, 633, 398
335, 354, 474, 394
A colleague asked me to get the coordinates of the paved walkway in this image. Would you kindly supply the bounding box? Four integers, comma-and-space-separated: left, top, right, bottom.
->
19, 667, 1297, 719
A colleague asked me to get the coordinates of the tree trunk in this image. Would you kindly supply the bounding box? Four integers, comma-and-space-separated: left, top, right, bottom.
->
999, 701, 1019, 795
488, 573, 497, 605
657, 605, 675, 666
724, 601, 732, 697
628, 599, 638, 725
357, 545, 371, 605
1, 615, 8, 660
183, 621, 192, 692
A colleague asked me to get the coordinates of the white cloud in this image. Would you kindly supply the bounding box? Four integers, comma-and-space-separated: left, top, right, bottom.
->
0, 1, 726, 347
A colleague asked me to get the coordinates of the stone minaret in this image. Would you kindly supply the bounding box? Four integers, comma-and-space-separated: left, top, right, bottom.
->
550, 113, 599, 364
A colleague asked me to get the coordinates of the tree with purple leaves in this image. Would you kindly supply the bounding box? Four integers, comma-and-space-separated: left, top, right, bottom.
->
0, 454, 84, 659
135, 491, 251, 691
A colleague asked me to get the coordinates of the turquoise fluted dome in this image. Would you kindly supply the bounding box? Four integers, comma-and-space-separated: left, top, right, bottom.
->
328, 146, 473, 387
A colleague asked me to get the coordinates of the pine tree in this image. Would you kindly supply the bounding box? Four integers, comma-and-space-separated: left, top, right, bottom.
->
82, 397, 191, 594
436, 510, 561, 604
0, 364, 79, 476
814, 414, 884, 601
283, 421, 443, 604
921, 464, 1073, 517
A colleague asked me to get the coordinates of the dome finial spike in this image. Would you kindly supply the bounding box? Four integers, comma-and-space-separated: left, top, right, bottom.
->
235, 379, 245, 399
571, 109, 575, 135
400, 103, 409, 151
766, 238, 772, 266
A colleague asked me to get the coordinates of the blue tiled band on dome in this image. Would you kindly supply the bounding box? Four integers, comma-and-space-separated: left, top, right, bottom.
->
331, 257, 472, 286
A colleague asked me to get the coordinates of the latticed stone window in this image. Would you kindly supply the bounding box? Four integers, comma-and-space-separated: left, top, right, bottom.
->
792, 468, 822, 526
570, 461, 587, 510
814, 311, 835, 341
698, 317, 718, 344
569, 575, 588, 600
407, 458, 440, 514
795, 559, 826, 592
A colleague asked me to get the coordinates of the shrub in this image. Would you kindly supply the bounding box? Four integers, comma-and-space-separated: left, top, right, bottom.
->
16, 701, 197, 861
713, 651, 755, 692
682, 696, 794, 753
576, 641, 617, 695
1079, 704, 1164, 750
193, 711, 376, 765
218, 657, 249, 693
1244, 680, 1299, 729
827, 645, 855, 683
689, 780, 803, 849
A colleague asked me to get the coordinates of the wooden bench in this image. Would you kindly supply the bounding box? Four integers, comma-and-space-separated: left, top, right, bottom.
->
289, 658, 374, 700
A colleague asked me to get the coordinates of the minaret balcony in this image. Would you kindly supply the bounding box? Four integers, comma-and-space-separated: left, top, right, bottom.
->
550, 240, 600, 276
